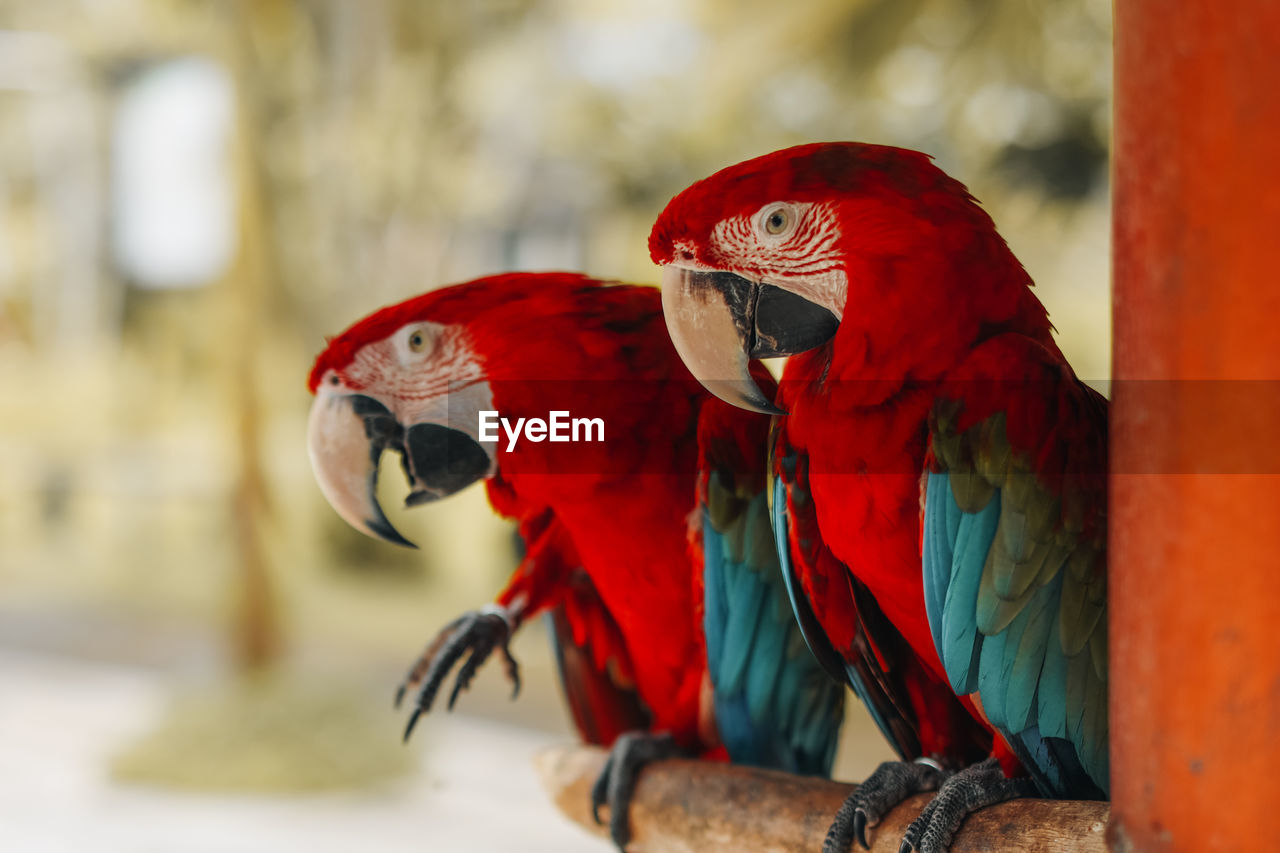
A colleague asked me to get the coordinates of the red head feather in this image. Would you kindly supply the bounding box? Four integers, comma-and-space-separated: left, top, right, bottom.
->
649, 142, 1055, 380
307, 272, 660, 392
649, 143, 976, 265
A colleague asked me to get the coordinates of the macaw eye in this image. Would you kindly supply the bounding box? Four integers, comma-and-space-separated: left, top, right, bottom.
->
761, 204, 794, 236
328, 374, 340, 386
408, 330, 428, 353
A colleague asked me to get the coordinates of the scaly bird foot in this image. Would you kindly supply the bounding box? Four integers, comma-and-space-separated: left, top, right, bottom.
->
825, 758, 947, 853
394, 604, 520, 741
898, 757, 1037, 853
590, 731, 682, 851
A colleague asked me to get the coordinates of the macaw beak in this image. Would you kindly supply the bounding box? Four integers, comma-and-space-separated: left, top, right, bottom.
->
307, 391, 492, 548
660, 266, 839, 415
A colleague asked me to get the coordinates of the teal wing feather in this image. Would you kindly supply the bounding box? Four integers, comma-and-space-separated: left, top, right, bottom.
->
702, 447, 844, 775
921, 373, 1109, 798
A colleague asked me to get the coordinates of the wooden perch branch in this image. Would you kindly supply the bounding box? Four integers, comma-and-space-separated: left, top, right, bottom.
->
535, 746, 1109, 853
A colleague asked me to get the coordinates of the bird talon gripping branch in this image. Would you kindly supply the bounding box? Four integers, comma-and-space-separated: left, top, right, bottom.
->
590, 731, 682, 851
824, 759, 947, 853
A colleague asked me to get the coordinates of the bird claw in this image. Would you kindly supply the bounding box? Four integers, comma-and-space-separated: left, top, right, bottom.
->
896, 757, 1037, 853
589, 731, 681, 851
853, 808, 869, 850
395, 604, 521, 741
823, 759, 947, 853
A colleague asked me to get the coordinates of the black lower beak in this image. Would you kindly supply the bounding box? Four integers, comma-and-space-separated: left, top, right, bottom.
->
749, 282, 840, 359
402, 424, 491, 506
694, 269, 838, 360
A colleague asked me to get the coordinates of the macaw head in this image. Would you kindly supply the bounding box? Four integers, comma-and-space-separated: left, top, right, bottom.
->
307, 272, 645, 548
649, 142, 1040, 412
307, 288, 499, 548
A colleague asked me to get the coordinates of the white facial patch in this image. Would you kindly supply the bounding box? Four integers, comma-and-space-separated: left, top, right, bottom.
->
710, 200, 847, 319
342, 321, 496, 449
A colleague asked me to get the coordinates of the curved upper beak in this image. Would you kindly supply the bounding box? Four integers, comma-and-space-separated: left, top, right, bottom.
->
660, 266, 839, 415
307, 391, 417, 547
307, 390, 495, 549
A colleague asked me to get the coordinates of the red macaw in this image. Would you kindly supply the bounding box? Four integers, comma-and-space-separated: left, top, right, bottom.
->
650, 143, 1108, 853
305, 272, 843, 847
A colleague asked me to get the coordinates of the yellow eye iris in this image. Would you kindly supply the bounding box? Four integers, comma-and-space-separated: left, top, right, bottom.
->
763, 206, 792, 235
409, 330, 427, 352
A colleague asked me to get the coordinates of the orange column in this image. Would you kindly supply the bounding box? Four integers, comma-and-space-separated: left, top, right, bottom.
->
1111, 2, 1280, 851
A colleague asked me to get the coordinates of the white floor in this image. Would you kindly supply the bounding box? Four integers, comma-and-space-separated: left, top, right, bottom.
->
0, 650, 606, 853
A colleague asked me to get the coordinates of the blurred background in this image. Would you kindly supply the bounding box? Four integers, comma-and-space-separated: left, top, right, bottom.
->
0, 0, 1111, 850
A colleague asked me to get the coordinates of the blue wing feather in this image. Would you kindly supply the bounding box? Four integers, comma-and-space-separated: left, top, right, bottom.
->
716, 525, 770, 696
1038, 634, 1069, 740
923, 467, 1107, 799
703, 481, 843, 775
933, 473, 998, 697
922, 474, 956, 658
702, 515, 730, 687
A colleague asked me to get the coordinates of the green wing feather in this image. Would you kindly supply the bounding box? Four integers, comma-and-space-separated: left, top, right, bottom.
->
923, 386, 1109, 797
